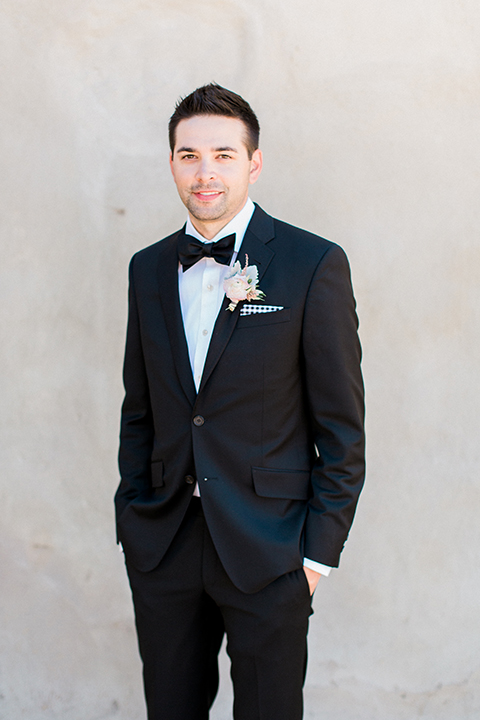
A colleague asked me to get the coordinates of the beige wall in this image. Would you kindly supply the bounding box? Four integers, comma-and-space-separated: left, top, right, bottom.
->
1, 1, 479, 718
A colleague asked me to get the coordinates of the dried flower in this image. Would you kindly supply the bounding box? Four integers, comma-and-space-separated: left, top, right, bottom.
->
223, 255, 265, 311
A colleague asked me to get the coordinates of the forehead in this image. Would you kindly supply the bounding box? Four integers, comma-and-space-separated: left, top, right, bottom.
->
174, 115, 248, 152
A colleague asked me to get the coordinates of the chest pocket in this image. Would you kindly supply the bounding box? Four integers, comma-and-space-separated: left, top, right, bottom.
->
236, 307, 291, 328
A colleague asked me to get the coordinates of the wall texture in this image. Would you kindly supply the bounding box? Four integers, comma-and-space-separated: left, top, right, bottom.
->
1, 1, 479, 718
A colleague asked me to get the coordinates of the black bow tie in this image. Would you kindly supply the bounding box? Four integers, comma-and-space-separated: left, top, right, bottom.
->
177, 231, 236, 271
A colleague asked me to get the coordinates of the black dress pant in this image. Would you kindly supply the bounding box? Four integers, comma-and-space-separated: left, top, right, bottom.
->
126, 498, 313, 720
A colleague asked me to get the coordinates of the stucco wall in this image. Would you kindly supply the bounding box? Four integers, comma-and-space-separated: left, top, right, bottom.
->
1, 1, 479, 718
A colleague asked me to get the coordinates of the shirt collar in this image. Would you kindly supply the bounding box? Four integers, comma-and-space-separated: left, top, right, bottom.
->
185, 197, 255, 254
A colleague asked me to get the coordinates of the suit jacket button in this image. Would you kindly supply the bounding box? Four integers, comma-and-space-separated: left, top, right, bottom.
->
193, 415, 205, 426
184, 475, 195, 485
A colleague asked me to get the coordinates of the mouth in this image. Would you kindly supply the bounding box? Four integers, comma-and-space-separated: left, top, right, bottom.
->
192, 190, 223, 202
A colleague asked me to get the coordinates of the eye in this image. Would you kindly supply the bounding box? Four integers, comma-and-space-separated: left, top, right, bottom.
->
181, 154, 196, 160
218, 154, 232, 160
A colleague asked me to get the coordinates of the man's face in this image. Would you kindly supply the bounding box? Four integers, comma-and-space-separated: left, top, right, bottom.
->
170, 115, 262, 236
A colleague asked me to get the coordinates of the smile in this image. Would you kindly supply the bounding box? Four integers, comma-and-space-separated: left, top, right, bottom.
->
193, 191, 223, 200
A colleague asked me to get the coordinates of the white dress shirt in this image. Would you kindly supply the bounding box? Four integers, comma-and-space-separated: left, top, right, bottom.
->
178, 198, 255, 392
178, 198, 331, 577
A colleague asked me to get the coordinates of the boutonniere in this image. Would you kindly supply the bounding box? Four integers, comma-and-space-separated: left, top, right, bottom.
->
223, 254, 266, 312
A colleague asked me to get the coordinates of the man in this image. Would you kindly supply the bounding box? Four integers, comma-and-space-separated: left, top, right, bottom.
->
115, 83, 365, 720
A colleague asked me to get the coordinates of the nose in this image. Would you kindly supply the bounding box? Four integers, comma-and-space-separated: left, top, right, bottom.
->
195, 158, 216, 183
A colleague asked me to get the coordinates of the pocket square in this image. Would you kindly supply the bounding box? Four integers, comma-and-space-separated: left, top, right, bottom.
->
239, 304, 284, 316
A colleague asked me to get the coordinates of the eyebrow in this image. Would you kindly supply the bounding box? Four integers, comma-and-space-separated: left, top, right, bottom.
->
175, 146, 239, 154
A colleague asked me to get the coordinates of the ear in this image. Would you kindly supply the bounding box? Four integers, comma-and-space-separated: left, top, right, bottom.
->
249, 149, 263, 185
169, 153, 175, 178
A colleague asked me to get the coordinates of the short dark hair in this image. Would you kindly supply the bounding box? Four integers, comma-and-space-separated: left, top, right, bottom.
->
168, 83, 260, 159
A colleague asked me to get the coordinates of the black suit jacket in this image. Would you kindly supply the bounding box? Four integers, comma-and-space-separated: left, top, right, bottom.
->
115, 205, 365, 593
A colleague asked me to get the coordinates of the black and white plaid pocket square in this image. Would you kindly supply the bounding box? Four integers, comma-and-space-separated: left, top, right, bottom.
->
239, 304, 284, 316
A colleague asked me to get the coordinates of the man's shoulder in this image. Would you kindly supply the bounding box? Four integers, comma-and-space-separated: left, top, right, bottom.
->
129, 227, 183, 268
273, 215, 331, 248
252, 204, 343, 262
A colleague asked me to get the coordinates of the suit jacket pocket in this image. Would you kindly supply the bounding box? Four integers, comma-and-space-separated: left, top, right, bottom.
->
151, 460, 165, 488
252, 466, 310, 500
236, 308, 291, 328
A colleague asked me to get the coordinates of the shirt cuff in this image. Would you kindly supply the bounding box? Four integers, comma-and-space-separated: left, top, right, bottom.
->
303, 557, 333, 577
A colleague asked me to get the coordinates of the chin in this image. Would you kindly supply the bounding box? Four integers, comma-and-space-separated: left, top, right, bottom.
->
188, 201, 228, 222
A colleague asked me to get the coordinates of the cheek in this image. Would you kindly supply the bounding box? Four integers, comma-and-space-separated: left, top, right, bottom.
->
175, 175, 193, 194
222, 169, 250, 190
172, 164, 193, 185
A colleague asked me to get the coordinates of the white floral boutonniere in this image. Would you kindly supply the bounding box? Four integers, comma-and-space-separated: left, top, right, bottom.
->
223, 254, 266, 312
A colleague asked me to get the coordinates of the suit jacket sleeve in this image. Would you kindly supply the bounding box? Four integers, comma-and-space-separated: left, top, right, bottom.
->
302, 243, 365, 567
115, 256, 154, 522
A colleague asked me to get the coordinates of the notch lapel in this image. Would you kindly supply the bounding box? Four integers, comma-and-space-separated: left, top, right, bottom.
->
157, 232, 197, 406
198, 207, 275, 393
